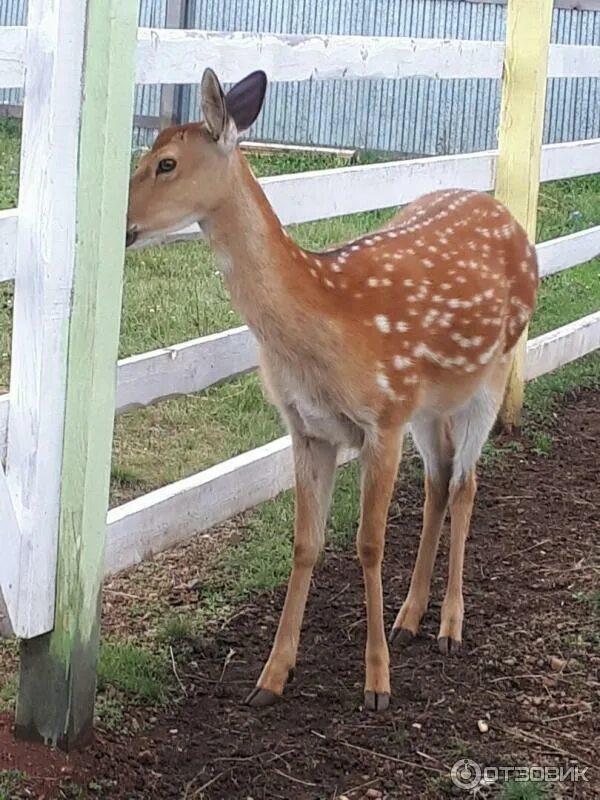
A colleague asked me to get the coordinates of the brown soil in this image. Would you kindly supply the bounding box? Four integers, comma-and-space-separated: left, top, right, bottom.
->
1, 390, 598, 800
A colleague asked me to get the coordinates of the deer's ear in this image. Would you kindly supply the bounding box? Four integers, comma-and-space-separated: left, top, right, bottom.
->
225, 70, 267, 134
200, 68, 228, 141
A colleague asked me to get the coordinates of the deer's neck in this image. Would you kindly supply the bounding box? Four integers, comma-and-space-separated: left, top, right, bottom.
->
201, 153, 317, 343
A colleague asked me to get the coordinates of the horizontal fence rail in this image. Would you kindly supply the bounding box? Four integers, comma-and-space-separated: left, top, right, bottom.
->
115, 326, 258, 413
1, 27, 600, 90
525, 310, 600, 381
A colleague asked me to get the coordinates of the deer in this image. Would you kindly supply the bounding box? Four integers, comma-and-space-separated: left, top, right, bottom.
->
126, 68, 539, 712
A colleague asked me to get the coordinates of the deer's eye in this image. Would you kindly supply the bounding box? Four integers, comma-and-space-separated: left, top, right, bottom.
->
157, 158, 176, 175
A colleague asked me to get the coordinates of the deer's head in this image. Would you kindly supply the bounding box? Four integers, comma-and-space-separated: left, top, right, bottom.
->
126, 68, 267, 247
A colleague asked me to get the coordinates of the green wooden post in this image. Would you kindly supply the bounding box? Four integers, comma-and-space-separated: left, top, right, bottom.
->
495, 0, 553, 431
15, 0, 139, 749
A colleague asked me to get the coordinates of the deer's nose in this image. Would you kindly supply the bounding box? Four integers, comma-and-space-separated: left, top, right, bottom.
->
125, 225, 138, 248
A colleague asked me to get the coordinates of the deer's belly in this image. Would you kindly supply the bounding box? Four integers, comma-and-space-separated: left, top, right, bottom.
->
285, 393, 361, 447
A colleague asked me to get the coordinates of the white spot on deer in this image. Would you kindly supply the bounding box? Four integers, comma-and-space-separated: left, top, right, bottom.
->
395, 321, 409, 333
413, 342, 450, 367
382, 278, 392, 287
422, 309, 439, 327
314, 258, 322, 267
393, 355, 412, 370
451, 333, 484, 348
384, 262, 395, 272
309, 268, 318, 278
422, 258, 434, 269
367, 277, 379, 288
478, 342, 499, 364
404, 278, 414, 287
441, 282, 452, 291
324, 279, 335, 289
403, 374, 419, 385
374, 314, 391, 333
376, 372, 392, 392
331, 263, 342, 273
354, 292, 364, 299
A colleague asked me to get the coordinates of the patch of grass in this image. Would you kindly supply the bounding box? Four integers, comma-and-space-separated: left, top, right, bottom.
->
97, 641, 168, 705
94, 689, 125, 732
0, 673, 17, 712
156, 613, 201, 644
57, 782, 85, 800
481, 438, 524, 469
0, 770, 26, 800
499, 779, 550, 800
573, 589, 600, 613
529, 430, 553, 456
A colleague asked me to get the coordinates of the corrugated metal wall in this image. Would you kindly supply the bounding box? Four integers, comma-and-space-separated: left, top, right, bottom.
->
2, 0, 599, 155
0, 0, 26, 109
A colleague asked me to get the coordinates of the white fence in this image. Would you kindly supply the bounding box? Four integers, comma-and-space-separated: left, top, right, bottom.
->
1, 28, 599, 599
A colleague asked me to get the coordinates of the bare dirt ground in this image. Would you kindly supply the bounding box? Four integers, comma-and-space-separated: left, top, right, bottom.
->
1, 389, 598, 800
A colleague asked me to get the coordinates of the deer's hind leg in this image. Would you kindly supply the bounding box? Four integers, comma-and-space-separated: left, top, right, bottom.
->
390, 413, 453, 645
438, 362, 511, 654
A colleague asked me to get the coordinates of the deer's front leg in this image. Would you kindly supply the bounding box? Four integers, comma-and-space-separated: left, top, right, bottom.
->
358, 427, 403, 712
246, 433, 337, 707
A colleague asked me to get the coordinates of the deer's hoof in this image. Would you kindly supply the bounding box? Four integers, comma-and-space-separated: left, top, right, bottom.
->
364, 690, 390, 712
389, 627, 415, 647
438, 636, 462, 656
245, 686, 281, 707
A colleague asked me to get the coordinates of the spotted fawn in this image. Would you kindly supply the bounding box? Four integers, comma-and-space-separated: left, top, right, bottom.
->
126, 69, 539, 711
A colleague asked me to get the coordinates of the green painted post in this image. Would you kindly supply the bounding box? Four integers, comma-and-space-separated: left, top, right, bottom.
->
15, 0, 139, 749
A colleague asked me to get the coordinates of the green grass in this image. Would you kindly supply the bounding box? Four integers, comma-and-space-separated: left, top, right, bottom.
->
573, 589, 600, 613
97, 641, 168, 704
0, 771, 26, 800
499, 780, 550, 800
